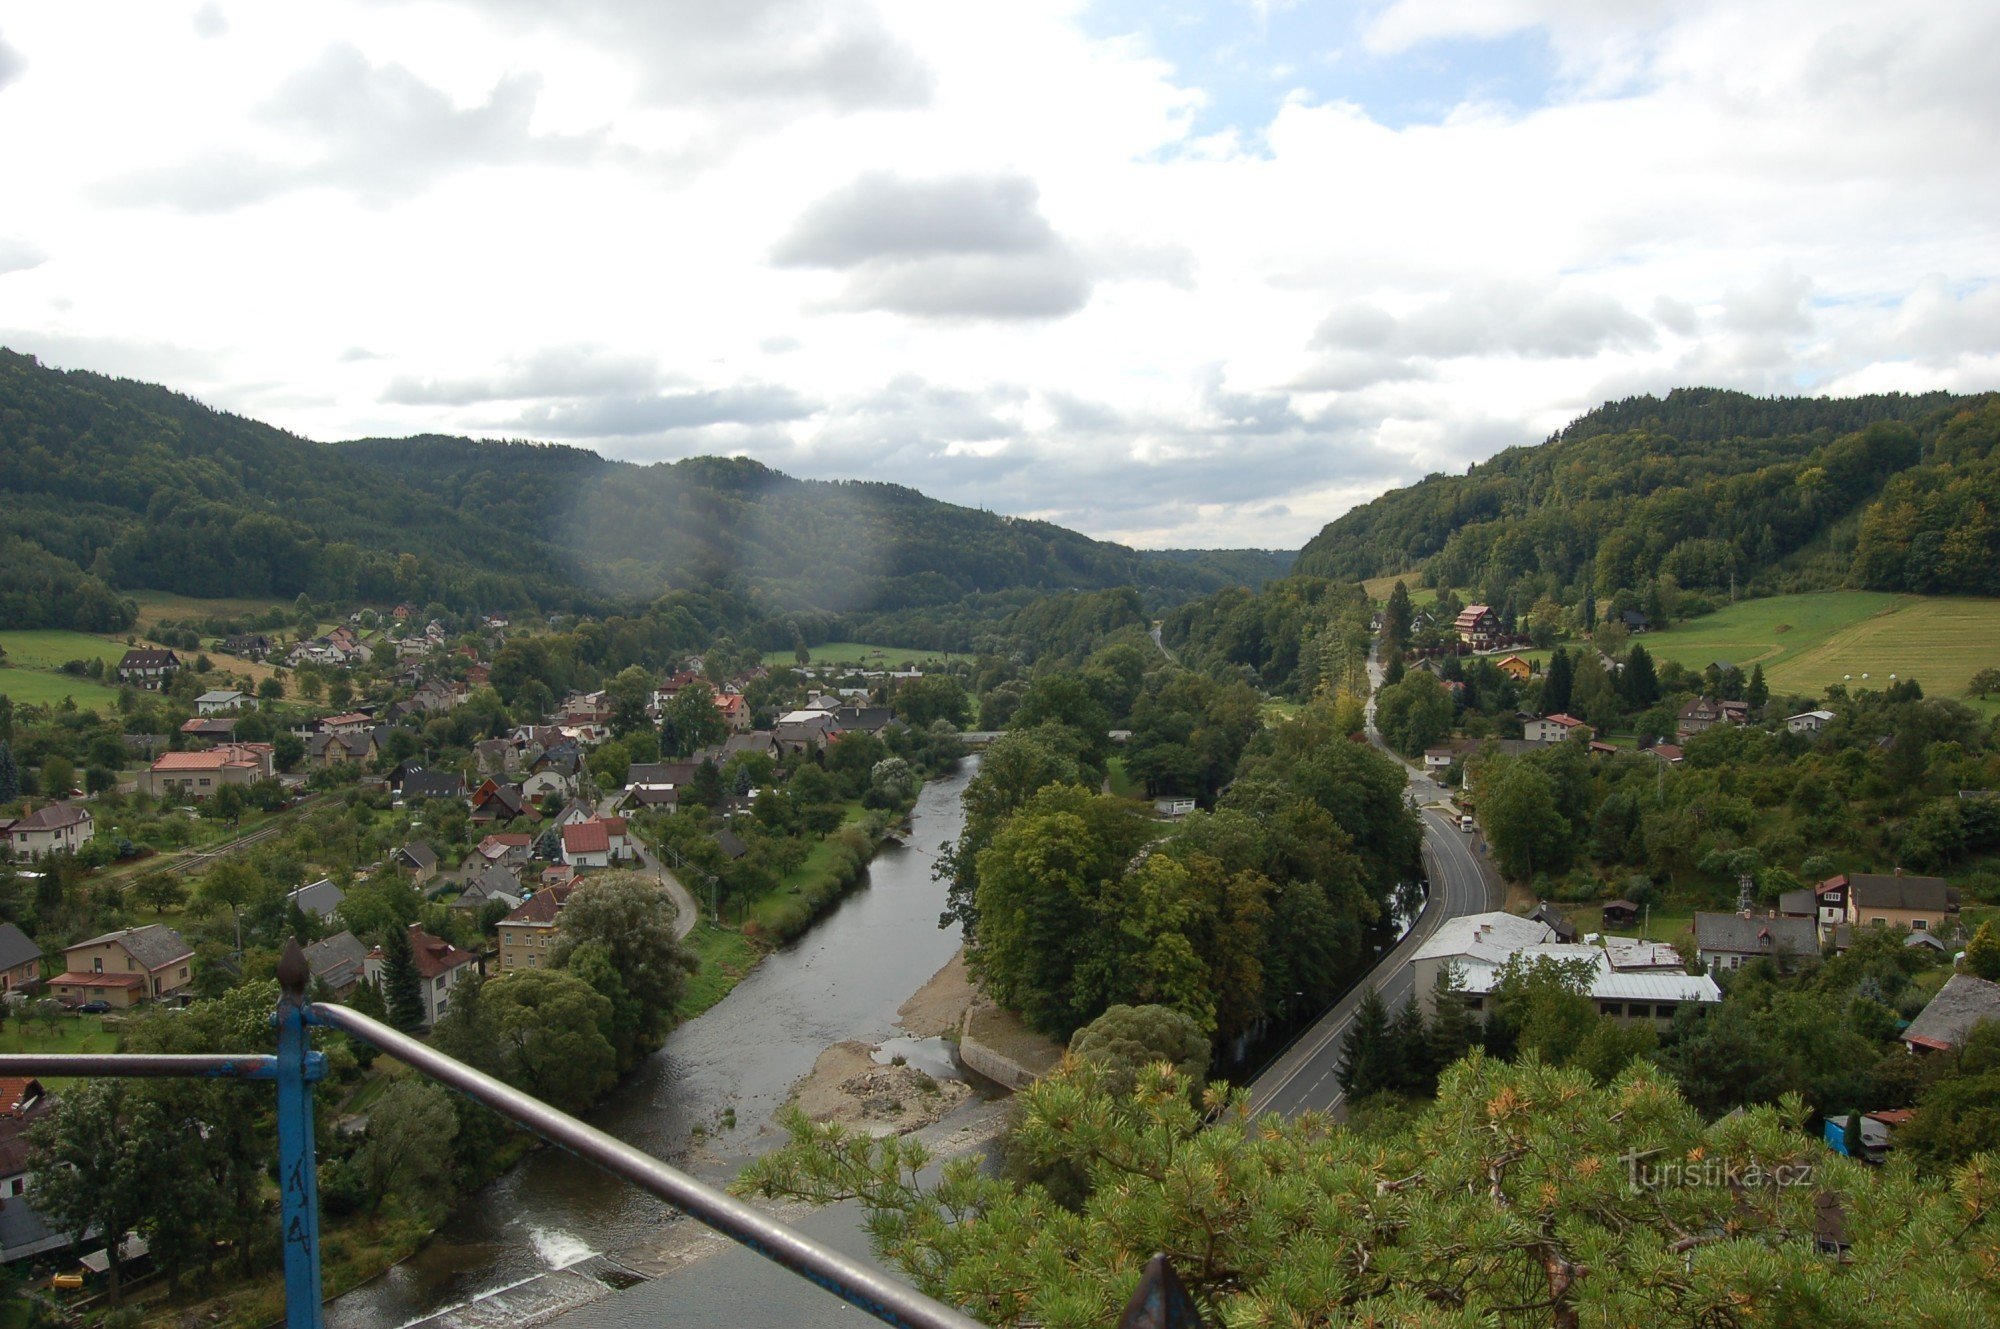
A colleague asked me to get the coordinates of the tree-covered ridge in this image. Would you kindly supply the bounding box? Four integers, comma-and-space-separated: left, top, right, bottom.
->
1294, 388, 1996, 611
0, 347, 1277, 631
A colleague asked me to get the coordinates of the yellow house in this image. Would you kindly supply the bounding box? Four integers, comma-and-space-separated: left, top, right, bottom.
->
1496, 655, 1533, 681
49, 925, 194, 1008
1838, 873, 1958, 932
497, 886, 572, 974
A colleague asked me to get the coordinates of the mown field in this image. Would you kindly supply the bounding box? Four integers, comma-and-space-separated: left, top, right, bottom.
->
767, 640, 975, 668
1361, 572, 1434, 604
0, 665, 124, 709
1627, 592, 2000, 704
0, 628, 133, 670
127, 588, 290, 631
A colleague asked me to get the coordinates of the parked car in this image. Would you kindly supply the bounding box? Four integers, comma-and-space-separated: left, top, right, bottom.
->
75, 1000, 112, 1014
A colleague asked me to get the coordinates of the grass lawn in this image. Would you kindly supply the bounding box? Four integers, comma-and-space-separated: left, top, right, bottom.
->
0, 665, 124, 710
0, 1015, 121, 1087
677, 922, 765, 1020
768, 640, 975, 668
1106, 755, 1141, 799
1361, 572, 1436, 604
746, 802, 873, 933
127, 589, 291, 632
0, 629, 134, 670
1569, 902, 1698, 947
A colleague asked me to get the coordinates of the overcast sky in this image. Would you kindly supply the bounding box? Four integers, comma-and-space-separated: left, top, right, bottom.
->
3, 2, 1997, 549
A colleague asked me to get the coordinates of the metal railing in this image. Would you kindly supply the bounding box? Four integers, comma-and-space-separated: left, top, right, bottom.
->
0, 940, 1203, 1328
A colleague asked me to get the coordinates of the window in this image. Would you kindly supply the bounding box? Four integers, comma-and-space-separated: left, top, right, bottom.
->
1871, 917, 1886, 926
1600, 1002, 1622, 1017
1912, 919, 1928, 930
92, 957, 103, 973
1657, 1004, 1678, 1019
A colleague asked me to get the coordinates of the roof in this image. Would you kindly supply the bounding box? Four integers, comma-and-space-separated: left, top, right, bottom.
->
285, 878, 346, 920
477, 833, 533, 853
1600, 937, 1685, 971
1414, 912, 1557, 967
1777, 889, 1819, 917
1540, 713, 1587, 728
118, 648, 179, 668
455, 866, 524, 908
0, 924, 41, 973
1693, 912, 1821, 958
50, 971, 149, 989
1902, 974, 2000, 1051
562, 820, 611, 855
196, 690, 245, 705
10, 803, 89, 832
407, 927, 475, 980
0, 1078, 44, 1117
69, 924, 192, 971
395, 842, 438, 871
1436, 936, 1721, 1005
1844, 873, 1955, 913
150, 744, 272, 772
1453, 604, 1494, 630
301, 931, 369, 987
715, 829, 749, 860
501, 886, 573, 926
1788, 710, 1836, 723
401, 769, 466, 800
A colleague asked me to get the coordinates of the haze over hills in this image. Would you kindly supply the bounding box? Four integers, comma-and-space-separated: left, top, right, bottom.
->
0, 350, 1286, 631
1296, 387, 2000, 607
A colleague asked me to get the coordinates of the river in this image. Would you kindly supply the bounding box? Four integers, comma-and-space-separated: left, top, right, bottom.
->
326, 757, 980, 1329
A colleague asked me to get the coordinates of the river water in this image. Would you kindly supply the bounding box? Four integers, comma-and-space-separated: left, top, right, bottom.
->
327, 758, 979, 1329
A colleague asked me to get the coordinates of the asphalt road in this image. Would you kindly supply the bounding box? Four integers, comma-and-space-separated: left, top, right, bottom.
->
1244, 783, 1498, 1118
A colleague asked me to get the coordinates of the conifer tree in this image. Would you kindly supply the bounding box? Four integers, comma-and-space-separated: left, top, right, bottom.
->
1542, 647, 1574, 715
1621, 642, 1661, 709
1747, 662, 1769, 710
379, 925, 426, 1032
0, 742, 18, 802
1337, 987, 1394, 1101
351, 975, 388, 1021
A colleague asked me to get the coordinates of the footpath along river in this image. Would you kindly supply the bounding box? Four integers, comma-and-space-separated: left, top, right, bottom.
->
326, 757, 981, 1329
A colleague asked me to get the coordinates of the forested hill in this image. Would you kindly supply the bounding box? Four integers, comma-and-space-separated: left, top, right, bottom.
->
0, 349, 1272, 630
1294, 387, 2000, 608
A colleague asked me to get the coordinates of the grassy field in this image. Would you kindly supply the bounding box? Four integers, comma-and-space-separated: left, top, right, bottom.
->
0, 629, 134, 670
127, 589, 291, 631
0, 1016, 121, 1088
0, 665, 124, 710
1361, 572, 1436, 604
677, 922, 766, 1020
1106, 756, 1140, 799
1626, 592, 2000, 704
768, 641, 975, 668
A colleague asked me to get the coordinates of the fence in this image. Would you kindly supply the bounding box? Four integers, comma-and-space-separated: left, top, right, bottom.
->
0, 940, 1201, 1328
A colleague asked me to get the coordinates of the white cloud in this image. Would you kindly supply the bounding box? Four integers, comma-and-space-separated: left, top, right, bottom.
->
0, 0, 1994, 550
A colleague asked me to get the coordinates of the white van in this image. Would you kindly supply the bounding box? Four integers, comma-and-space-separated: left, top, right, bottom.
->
1458, 814, 1475, 833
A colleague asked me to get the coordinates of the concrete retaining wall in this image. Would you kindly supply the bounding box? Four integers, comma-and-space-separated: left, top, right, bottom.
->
958, 1001, 1064, 1091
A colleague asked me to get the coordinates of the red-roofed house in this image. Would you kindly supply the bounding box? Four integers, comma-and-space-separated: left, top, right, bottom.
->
472, 833, 534, 867
363, 926, 476, 1027
498, 886, 575, 973
1525, 714, 1590, 744
714, 692, 751, 732
138, 744, 275, 800
1453, 604, 1500, 649
49, 925, 194, 1008
561, 819, 612, 868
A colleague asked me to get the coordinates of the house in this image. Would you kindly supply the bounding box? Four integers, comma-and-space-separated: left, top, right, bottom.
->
1838, 872, 1957, 932
1587, 740, 1620, 758
619, 785, 679, 814
285, 878, 346, 921
1675, 697, 1738, 739
399, 768, 467, 804
1524, 713, 1589, 744
599, 816, 633, 861
1413, 911, 1720, 1022
363, 926, 475, 1028
1154, 797, 1196, 818
195, 689, 251, 715
560, 819, 613, 869
626, 762, 698, 794
714, 692, 752, 732
391, 842, 439, 885
1787, 710, 1836, 735
222, 633, 274, 661
497, 887, 575, 973
1777, 889, 1819, 921
470, 779, 538, 825
1620, 610, 1650, 633
521, 766, 578, 801
774, 710, 840, 755
472, 833, 534, 868
319, 711, 374, 736
7, 804, 93, 857
452, 866, 525, 914
1527, 901, 1578, 943
553, 798, 598, 829
539, 863, 577, 890
1901, 974, 2000, 1053
49, 925, 194, 1008
715, 828, 749, 861
301, 931, 369, 998
1423, 745, 1461, 774
1452, 604, 1501, 650
305, 730, 377, 769
473, 739, 516, 776
1600, 899, 1641, 929
179, 716, 238, 743
0, 925, 42, 994
830, 706, 896, 736
139, 744, 275, 800
1496, 655, 1532, 681
115, 648, 180, 689
0, 1076, 63, 1263
1693, 912, 1821, 973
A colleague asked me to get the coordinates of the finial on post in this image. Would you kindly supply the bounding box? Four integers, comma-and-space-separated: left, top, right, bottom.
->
277, 937, 311, 1002
1116, 1254, 1203, 1329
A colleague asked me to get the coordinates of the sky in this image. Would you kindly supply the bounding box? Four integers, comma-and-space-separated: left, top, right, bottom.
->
2, 1, 1997, 551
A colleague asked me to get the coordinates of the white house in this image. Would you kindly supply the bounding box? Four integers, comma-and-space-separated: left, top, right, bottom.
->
195, 690, 252, 715
361, 926, 475, 1028
1414, 911, 1721, 1024
560, 819, 612, 869
1524, 714, 1589, 744
1786, 710, 1835, 735
5, 805, 93, 857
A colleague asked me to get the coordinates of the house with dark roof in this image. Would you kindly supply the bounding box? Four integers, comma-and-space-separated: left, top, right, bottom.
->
115, 648, 180, 689
0, 1076, 62, 1262
1453, 604, 1500, 649
715, 828, 749, 861
1837, 872, 1958, 932
306, 730, 377, 769
301, 931, 369, 998
453, 866, 525, 914
49, 925, 194, 1008
1527, 902, 1578, 943
391, 842, 439, 884
1693, 912, 1821, 974
1620, 610, 1650, 633
1676, 697, 1738, 739
498, 886, 575, 973
399, 768, 467, 804
285, 878, 346, 921
7, 804, 93, 857
470, 779, 538, 825
1902, 974, 2000, 1053
0, 925, 42, 994
362, 926, 475, 1028
831, 706, 896, 736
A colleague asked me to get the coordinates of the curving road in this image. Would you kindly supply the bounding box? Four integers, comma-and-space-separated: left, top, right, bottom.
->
1244, 633, 1502, 1119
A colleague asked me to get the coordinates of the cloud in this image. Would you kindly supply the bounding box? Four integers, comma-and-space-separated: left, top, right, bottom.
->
775, 172, 1093, 319
192, 4, 227, 39
0, 237, 45, 276
95, 43, 603, 211
0, 34, 21, 92
507, 383, 819, 436
1314, 282, 1656, 361
468, 0, 931, 112
383, 346, 665, 406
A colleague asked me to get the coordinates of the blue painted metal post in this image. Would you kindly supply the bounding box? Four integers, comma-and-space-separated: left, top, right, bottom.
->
275, 940, 325, 1329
